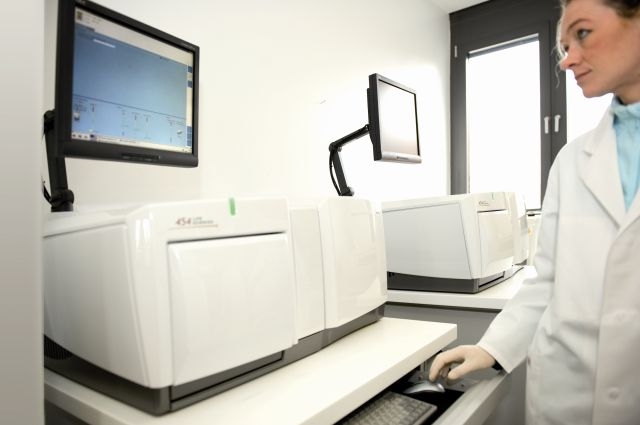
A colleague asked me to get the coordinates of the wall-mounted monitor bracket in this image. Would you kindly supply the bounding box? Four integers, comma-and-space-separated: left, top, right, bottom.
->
44, 110, 74, 212
328, 124, 370, 196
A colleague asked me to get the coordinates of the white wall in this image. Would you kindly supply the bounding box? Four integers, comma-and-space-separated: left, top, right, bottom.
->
43, 0, 450, 210
0, 0, 44, 423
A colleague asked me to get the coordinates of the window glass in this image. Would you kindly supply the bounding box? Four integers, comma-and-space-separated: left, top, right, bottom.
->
467, 38, 541, 208
565, 73, 612, 143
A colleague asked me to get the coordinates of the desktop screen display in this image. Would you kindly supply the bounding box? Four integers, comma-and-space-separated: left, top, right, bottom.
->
54, 0, 199, 166
368, 74, 421, 163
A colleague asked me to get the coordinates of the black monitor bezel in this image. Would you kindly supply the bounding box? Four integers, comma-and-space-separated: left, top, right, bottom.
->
53, 0, 199, 167
367, 73, 421, 163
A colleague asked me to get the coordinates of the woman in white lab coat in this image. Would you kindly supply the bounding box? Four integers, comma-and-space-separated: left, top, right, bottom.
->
429, 0, 640, 424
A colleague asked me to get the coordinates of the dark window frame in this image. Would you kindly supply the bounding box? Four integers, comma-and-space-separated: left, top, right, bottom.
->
449, 0, 565, 207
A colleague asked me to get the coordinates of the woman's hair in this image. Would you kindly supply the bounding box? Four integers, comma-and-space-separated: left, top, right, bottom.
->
559, 0, 640, 17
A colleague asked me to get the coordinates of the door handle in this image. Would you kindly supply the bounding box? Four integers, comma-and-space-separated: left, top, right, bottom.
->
544, 116, 550, 134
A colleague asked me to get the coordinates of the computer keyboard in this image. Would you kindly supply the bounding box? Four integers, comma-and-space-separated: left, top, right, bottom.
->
338, 391, 437, 425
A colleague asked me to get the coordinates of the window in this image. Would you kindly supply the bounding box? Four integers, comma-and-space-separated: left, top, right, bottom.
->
565, 73, 612, 142
466, 36, 541, 207
450, 0, 563, 209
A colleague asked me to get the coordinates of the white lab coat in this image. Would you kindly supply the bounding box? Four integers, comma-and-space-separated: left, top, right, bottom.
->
478, 106, 640, 425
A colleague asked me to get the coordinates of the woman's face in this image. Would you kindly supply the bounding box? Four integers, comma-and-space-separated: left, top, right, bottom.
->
559, 0, 640, 103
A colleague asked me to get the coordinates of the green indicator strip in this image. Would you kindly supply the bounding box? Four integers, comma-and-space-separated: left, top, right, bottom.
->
228, 198, 236, 216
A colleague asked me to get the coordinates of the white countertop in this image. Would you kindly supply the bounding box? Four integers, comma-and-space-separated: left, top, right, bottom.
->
45, 317, 457, 425
387, 266, 537, 311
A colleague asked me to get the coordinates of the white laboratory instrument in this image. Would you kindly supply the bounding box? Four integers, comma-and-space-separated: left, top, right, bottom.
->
43, 197, 386, 415
289, 197, 387, 342
382, 193, 516, 293
506, 192, 529, 265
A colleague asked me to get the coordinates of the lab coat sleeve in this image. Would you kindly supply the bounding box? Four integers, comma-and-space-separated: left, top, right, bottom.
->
476, 161, 559, 373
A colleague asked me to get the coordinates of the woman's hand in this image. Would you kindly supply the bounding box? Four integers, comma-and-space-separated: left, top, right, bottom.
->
428, 345, 496, 381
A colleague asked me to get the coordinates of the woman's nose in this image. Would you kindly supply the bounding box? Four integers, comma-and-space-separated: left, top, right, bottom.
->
559, 47, 578, 71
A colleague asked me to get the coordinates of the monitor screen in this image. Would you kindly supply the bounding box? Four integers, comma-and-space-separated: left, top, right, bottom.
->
53, 0, 199, 167
367, 74, 421, 163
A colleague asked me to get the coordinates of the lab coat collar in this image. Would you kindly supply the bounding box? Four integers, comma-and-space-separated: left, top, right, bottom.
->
579, 107, 627, 227
621, 181, 640, 233
625, 193, 640, 228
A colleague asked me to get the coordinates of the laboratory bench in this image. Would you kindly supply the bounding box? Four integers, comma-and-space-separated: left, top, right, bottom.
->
384, 266, 537, 425
44, 317, 511, 425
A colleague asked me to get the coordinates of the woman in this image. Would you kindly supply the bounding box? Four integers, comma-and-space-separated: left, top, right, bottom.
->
429, 0, 640, 423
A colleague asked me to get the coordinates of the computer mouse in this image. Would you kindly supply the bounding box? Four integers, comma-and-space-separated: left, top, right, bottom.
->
403, 380, 445, 394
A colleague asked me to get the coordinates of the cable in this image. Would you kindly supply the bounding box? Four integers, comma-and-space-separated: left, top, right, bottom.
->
43, 181, 51, 203
329, 151, 340, 195
41, 131, 53, 206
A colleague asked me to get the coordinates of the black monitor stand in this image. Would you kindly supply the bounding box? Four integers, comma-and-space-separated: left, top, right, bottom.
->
328, 124, 369, 196
43, 110, 74, 212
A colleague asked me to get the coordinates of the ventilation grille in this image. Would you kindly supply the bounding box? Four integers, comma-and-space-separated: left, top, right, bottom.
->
44, 335, 73, 360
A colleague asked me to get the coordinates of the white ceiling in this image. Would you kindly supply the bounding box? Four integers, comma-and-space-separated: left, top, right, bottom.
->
430, 0, 489, 13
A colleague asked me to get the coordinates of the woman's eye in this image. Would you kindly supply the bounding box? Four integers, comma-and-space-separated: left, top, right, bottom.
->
576, 29, 591, 40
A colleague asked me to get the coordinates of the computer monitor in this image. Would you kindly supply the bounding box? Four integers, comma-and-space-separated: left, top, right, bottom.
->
367, 73, 421, 163
328, 74, 421, 196
52, 0, 199, 166
44, 0, 199, 210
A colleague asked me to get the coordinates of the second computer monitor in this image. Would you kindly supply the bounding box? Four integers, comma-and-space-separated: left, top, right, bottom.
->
367, 73, 421, 164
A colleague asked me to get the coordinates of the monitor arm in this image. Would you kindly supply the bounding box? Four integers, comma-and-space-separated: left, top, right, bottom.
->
44, 110, 74, 212
328, 124, 370, 196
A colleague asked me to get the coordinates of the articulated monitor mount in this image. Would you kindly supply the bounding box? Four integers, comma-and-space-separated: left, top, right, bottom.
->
43, 110, 74, 212
328, 124, 369, 196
